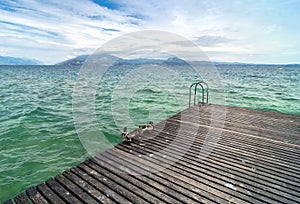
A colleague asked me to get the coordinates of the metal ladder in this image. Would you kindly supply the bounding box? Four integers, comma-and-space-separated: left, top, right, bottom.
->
189, 81, 209, 107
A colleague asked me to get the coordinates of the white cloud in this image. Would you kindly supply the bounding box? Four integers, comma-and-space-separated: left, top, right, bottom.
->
0, 0, 299, 64
0, 0, 141, 64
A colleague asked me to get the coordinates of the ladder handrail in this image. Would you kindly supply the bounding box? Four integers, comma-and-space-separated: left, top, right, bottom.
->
189, 81, 209, 107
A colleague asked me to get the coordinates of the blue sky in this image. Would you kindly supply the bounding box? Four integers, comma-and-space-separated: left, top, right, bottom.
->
0, 0, 300, 64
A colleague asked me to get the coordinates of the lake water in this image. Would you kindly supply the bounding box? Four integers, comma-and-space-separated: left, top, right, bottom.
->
0, 64, 299, 201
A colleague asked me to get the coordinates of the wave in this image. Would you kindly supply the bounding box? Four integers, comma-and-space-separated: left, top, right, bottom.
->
281, 97, 299, 102
138, 88, 162, 94
23, 106, 70, 119
228, 90, 239, 94
233, 85, 245, 89
245, 74, 267, 79
258, 107, 281, 113
242, 96, 269, 102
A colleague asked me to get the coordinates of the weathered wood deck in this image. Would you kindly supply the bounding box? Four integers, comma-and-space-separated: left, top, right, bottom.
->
4, 104, 300, 204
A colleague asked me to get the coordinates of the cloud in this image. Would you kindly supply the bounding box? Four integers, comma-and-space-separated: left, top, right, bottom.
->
0, 0, 142, 64
194, 35, 233, 47
0, 0, 299, 64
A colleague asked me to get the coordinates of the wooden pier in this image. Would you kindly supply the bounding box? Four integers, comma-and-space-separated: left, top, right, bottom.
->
4, 104, 300, 204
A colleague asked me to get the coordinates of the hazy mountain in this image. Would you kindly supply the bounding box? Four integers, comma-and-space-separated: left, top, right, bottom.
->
113, 58, 164, 65
57, 55, 189, 66
0, 56, 42, 65
56, 54, 124, 66
162, 57, 189, 65
58, 54, 294, 67
56, 55, 89, 66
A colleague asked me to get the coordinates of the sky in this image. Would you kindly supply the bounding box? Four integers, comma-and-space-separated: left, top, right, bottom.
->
0, 0, 300, 64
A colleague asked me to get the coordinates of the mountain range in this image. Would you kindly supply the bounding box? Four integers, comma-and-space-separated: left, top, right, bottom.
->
56, 55, 300, 66
0, 56, 42, 65
56, 55, 204, 66
1, 54, 298, 66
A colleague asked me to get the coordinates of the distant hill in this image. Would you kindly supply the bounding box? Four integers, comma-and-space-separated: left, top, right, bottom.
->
163, 57, 189, 65
57, 54, 125, 66
57, 54, 191, 66
0, 56, 42, 65
58, 54, 297, 67
56, 55, 89, 66
57, 54, 164, 66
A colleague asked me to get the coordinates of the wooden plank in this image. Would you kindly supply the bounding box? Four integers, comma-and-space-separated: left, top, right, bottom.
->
2, 200, 14, 204
70, 167, 131, 204
36, 183, 65, 204
168, 115, 299, 148
166, 117, 300, 158
90, 157, 183, 204
145, 128, 300, 193
93, 154, 214, 204
55, 174, 99, 204
182, 105, 300, 139
186, 104, 300, 142
180, 121, 299, 158
100, 150, 228, 204
45, 178, 82, 204
62, 170, 114, 204
191, 105, 298, 127
119, 137, 299, 203
26, 187, 49, 204
146, 133, 300, 196
14, 193, 31, 204
78, 162, 150, 204
84, 159, 165, 204
153, 126, 300, 177
151, 122, 300, 179
111, 146, 259, 204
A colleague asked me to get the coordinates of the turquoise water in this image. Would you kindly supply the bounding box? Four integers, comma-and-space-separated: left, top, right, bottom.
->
220, 64, 300, 114
0, 64, 299, 202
